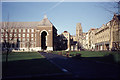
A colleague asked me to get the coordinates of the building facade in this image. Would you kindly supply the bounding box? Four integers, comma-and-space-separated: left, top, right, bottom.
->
76, 23, 83, 50
88, 28, 97, 50
0, 15, 57, 51
82, 32, 88, 50
70, 35, 78, 51
95, 14, 120, 51
60, 31, 71, 51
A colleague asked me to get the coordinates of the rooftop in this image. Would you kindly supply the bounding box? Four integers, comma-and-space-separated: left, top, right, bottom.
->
0, 15, 53, 28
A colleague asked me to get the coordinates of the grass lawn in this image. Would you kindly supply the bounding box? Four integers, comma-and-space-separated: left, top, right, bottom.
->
70, 51, 117, 57
2, 52, 63, 78
51, 51, 120, 64
2, 52, 43, 62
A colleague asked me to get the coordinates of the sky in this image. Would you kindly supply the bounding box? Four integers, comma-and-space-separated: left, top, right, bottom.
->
2, 2, 118, 35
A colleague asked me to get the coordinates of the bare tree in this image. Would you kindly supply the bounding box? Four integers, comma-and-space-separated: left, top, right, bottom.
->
1, 17, 16, 63
27, 38, 31, 51
99, 1, 120, 15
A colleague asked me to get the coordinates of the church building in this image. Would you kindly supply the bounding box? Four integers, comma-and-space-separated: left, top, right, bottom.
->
0, 15, 58, 51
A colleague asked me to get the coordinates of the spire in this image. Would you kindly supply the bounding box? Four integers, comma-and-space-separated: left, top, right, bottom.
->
38, 14, 53, 26
44, 14, 47, 19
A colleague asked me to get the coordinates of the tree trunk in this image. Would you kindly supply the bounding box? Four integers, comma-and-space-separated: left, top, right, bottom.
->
6, 49, 9, 63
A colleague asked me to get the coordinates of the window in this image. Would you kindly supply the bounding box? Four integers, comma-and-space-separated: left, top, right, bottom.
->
22, 38, 25, 41
14, 34, 17, 37
6, 29, 8, 32
14, 29, 17, 32
19, 29, 21, 32
1, 38, 3, 42
10, 34, 12, 37
23, 29, 26, 32
5, 38, 7, 41
6, 34, 8, 37
27, 34, 29, 37
31, 29, 34, 32
23, 34, 25, 37
18, 38, 21, 41
27, 29, 30, 32
1, 34, 3, 37
14, 38, 17, 41
22, 43, 25, 47
19, 34, 21, 37
1, 29, 4, 32
31, 34, 34, 37
11, 29, 13, 32
31, 38, 34, 41
27, 38, 29, 41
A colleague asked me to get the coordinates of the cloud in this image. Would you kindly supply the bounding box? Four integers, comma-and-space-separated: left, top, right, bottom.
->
41, 0, 64, 14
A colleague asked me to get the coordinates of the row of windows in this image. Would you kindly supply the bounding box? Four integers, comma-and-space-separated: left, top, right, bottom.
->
1, 33, 36, 37
2, 43, 36, 48
0, 29, 35, 33
1, 37, 36, 42
21, 43, 35, 47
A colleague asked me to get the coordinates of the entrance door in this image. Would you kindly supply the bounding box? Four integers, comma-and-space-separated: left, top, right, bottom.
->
41, 31, 47, 50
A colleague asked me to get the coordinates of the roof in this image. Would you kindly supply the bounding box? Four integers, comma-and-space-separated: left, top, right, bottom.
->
113, 14, 120, 21
117, 15, 120, 20
38, 15, 53, 26
0, 22, 39, 28
0, 15, 53, 28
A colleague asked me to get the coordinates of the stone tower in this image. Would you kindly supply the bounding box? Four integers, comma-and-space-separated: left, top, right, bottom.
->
76, 23, 83, 50
76, 23, 83, 40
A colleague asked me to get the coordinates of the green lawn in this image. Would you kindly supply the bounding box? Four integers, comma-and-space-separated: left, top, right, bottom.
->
2, 52, 44, 62
51, 51, 120, 64
70, 51, 116, 57
2, 52, 63, 78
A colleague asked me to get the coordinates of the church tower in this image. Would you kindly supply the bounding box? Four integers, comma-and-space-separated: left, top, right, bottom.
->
76, 23, 83, 50
76, 23, 83, 40
36, 15, 57, 51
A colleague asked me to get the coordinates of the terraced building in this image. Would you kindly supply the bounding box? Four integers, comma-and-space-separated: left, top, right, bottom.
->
0, 15, 58, 51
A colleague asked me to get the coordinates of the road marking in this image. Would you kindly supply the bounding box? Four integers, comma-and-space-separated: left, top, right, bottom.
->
39, 52, 70, 73
62, 68, 68, 72
49, 60, 69, 73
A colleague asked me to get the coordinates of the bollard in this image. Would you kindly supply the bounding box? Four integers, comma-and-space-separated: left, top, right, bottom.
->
58, 52, 62, 55
75, 53, 81, 59
66, 51, 69, 57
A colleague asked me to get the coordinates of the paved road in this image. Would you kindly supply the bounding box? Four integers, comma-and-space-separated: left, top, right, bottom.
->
40, 52, 120, 79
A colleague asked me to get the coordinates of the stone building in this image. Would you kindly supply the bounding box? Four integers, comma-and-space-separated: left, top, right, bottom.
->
85, 32, 89, 49
59, 31, 71, 51
82, 32, 88, 50
95, 24, 110, 51
0, 15, 58, 51
70, 35, 78, 51
88, 28, 97, 50
71, 35, 77, 41
95, 14, 120, 51
76, 23, 83, 50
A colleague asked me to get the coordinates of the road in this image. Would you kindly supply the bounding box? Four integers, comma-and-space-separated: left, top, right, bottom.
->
40, 52, 120, 79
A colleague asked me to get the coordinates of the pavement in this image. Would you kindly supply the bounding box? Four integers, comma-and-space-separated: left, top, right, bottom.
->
40, 52, 120, 80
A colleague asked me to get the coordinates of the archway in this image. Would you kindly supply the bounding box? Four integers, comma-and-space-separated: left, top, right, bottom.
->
41, 31, 47, 50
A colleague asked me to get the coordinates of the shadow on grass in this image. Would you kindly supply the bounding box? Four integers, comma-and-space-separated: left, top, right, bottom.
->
2, 58, 64, 80
72, 54, 120, 65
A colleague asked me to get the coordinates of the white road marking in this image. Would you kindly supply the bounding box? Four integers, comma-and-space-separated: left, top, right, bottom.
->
62, 69, 68, 72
